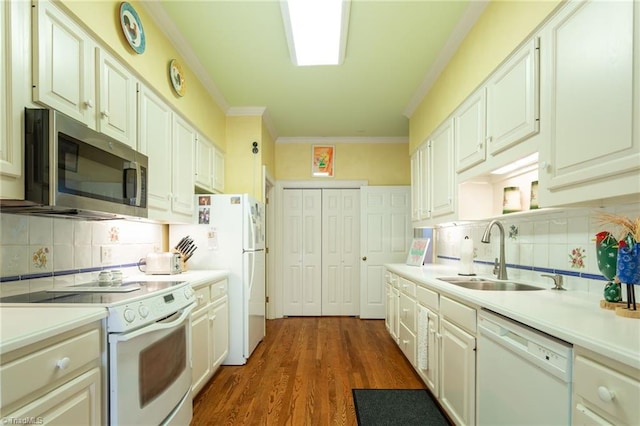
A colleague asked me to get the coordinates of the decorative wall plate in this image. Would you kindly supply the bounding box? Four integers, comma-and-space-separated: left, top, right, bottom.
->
119, 2, 145, 54
169, 59, 186, 97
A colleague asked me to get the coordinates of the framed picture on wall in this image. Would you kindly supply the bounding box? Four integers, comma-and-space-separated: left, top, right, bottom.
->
312, 145, 335, 177
406, 238, 430, 266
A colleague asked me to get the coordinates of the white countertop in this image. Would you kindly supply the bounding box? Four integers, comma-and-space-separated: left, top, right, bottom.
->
385, 264, 640, 370
0, 306, 107, 355
0, 269, 229, 355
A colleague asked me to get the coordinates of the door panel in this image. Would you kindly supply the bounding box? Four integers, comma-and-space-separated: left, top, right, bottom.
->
360, 186, 412, 319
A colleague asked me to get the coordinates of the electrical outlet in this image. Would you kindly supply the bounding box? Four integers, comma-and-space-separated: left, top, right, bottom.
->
101, 246, 113, 264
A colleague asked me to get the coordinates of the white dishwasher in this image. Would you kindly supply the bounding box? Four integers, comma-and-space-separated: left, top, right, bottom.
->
477, 309, 573, 425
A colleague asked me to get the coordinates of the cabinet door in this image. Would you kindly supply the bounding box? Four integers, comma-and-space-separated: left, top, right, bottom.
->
455, 88, 486, 172
540, 0, 640, 203
32, 0, 95, 126
211, 297, 229, 371
7, 368, 101, 425
391, 287, 399, 342
425, 310, 439, 398
486, 37, 539, 156
1, 0, 30, 199
195, 135, 214, 191
213, 147, 225, 193
410, 150, 421, 221
440, 318, 476, 426
97, 49, 137, 148
138, 85, 172, 214
191, 305, 213, 397
428, 119, 455, 219
171, 115, 196, 218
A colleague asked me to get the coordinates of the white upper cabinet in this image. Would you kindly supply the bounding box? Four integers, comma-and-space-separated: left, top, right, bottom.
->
411, 144, 429, 222
138, 84, 173, 214
2, 0, 33, 199
33, 0, 137, 148
96, 49, 137, 149
195, 134, 214, 191
213, 148, 225, 193
32, 0, 96, 126
539, 0, 640, 206
455, 88, 486, 173
486, 37, 539, 156
428, 119, 456, 220
171, 115, 196, 217
195, 133, 225, 194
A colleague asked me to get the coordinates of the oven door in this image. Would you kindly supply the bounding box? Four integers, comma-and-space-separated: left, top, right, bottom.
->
108, 303, 194, 425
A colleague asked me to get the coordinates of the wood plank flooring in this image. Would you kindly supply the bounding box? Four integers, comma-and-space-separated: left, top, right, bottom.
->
191, 317, 426, 425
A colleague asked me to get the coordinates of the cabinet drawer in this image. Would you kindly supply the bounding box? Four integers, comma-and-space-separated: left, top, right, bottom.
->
0, 329, 100, 408
574, 355, 640, 425
440, 296, 476, 334
399, 292, 416, 333
399, 277, 416, 297
399, 322, 416, 367
194, 285, 211, 307
210, 279, 227, 302
416, 285, 438, 311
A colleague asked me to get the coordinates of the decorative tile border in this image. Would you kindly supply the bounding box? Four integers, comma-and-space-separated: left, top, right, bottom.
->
436, 255, 607, 281
0, 262, 140, 283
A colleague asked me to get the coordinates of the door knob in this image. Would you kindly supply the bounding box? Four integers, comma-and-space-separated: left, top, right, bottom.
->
362, 256, 367, 261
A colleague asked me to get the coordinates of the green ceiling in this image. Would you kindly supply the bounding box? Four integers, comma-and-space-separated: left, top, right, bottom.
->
157, 0, 473, 139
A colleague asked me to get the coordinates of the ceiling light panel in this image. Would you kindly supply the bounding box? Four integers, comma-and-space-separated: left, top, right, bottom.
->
281, 0, 351, 66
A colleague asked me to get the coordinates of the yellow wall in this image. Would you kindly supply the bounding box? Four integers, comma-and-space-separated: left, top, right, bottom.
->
275, 143, 410, 185
225, 115, 264, 199
409, 0, 562, 153
59, 0, 226, 151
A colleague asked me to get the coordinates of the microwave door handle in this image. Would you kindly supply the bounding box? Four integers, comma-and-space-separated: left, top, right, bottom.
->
134, 161, 142, 207
123, 162, 141, 206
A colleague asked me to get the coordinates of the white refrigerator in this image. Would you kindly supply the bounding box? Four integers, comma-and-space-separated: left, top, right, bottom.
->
170, 193, 265, 365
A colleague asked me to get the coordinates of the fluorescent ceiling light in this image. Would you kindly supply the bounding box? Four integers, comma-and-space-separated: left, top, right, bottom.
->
281, 0, 350, 66
491, 153, 539, 175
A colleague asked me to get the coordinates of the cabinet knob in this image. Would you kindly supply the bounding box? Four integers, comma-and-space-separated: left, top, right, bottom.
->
85, 99, 93, 108
56, 357, 71, 370
597, 386, 615, 403
477, 142, 483, 151
362, 256, 367, 261
210, 315, 216, 322
102, 110, 110, 118
485, 136, 493, 143
540, 161, 550, 171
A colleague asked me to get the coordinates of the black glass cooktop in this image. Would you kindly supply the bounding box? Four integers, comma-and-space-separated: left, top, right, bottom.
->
0, 280, 185, 305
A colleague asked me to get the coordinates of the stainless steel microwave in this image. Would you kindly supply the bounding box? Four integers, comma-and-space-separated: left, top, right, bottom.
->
2, 108, 147, 219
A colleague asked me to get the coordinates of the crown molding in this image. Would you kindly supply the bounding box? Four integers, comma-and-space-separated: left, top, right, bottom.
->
403, 0, 489, 119
140, 2, 230, 112
276, 136, 408, 144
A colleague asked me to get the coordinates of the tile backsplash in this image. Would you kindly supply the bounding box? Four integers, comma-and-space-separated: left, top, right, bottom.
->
434, 203, 639, 297
0, 214, 165, 297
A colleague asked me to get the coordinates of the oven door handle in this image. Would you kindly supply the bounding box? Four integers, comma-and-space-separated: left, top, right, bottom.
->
112, 303, 195, 342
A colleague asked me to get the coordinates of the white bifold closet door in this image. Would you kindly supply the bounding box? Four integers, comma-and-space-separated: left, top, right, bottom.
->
283, 189, 322, 316
321, 189, 360, 316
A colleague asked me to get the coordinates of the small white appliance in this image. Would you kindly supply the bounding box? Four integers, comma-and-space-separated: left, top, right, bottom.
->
140, 252, 182, 275
170, 193, 266, 365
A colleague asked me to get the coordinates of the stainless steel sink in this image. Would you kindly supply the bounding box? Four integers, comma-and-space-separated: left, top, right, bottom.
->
437, 277, 544, 291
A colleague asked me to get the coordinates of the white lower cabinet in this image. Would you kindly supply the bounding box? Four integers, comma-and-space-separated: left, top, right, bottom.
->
573, 346, 640, 426
439, 316, 476, 426
190, 279, 229, 398
384, 273, 399, 343
384, 271, 477, 426
0, 322, 103, 424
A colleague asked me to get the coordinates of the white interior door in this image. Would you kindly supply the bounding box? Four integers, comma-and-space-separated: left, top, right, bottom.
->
322, 189, 360, 316
360, 186, 412, 319
282, 189, 322, 316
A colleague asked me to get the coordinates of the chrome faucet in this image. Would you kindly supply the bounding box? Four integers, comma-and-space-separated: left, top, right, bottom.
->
481, 219, 508, 280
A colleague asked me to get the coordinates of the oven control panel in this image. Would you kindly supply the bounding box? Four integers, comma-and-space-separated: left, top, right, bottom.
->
107, 283, 195, 332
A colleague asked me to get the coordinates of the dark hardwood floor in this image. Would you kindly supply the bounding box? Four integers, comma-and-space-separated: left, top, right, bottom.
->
191, 317, 426, 425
